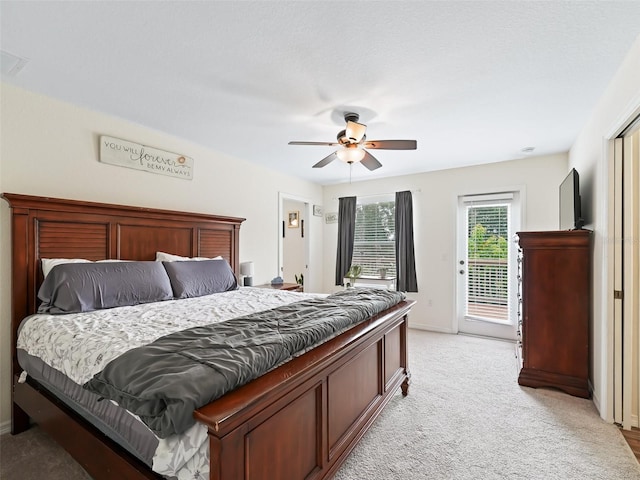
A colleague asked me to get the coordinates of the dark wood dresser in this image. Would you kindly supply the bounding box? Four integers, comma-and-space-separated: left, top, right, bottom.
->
516, 230, 591, 398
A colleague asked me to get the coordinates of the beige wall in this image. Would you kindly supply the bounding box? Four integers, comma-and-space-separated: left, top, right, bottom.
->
322, 153, 568, 332
568, 34, 640, 420
1, 33, 637, 432
0, 83, 323, 430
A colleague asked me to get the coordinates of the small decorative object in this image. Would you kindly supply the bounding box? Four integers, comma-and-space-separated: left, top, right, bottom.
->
313, 205, 323, 217
271, 276, 284, 285
295, 273, 304, 286
378, 267, 387, 279
325, 212, 338, 224
346, 264, 362, 287
240, 261, 254, 286
288, 211, 299, 228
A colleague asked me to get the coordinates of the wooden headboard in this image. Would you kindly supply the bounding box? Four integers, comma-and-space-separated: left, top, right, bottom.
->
2, 193, 245, 374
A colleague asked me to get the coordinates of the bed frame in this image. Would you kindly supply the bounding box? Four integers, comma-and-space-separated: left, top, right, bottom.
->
3, 193, 415, 480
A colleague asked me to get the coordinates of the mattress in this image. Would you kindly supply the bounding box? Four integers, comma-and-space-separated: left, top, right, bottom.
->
17, 287, 323, 479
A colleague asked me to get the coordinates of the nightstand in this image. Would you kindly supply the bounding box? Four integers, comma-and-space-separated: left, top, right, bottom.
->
255, 283, 303, 292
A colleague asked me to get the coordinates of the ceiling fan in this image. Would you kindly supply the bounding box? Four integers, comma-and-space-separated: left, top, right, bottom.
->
288, 112, 417, 171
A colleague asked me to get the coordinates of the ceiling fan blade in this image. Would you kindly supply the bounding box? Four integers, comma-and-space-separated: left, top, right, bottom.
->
361, 151, 382, 171
313, 152, 338, 168
289, 141, 340, 146
345, 120, 367, 143
362, 140, 417, 150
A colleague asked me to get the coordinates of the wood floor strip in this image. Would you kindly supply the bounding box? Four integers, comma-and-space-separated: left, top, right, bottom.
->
620, 427, 640, 462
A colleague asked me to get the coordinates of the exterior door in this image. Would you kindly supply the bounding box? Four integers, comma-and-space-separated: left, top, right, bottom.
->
457, 192, 521, 340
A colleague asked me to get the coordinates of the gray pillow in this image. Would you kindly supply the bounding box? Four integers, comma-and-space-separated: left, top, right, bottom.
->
38, 261, 173, 314
162, 259, 238, 299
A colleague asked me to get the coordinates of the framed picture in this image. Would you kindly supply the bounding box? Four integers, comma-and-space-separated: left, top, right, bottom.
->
288, 211, 300, 228
325, 212, 338, 224
313, 205, 323, 217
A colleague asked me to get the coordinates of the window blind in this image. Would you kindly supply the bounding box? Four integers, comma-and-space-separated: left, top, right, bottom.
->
466, 203, 509, 321
352, 199, 396, 278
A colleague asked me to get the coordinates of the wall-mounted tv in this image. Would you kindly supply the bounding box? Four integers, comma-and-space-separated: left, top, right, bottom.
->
559, 168, 584, 230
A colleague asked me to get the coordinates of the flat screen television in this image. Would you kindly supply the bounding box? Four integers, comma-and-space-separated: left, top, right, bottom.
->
559, 168, 584, 230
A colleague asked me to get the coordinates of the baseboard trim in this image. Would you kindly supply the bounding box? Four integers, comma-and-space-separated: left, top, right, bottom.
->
0, 419, 11, 435
457, 332, 516, 344
592, 386, 603, 418
408, 322, 455, 334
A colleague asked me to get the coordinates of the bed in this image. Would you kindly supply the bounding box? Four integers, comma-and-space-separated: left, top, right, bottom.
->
3, 193, 415, 480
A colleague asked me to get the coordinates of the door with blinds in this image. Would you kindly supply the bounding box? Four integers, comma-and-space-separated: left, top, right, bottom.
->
456, 192, 521, 340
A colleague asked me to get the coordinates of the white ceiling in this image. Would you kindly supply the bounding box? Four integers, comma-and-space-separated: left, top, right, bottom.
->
1, 1, 639, 185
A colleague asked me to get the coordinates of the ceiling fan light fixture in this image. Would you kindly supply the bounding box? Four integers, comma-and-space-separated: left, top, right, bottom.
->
336, 146, 366, 164
289, 109, 416, 171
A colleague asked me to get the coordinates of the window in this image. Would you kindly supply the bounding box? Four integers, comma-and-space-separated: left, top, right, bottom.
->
352, 197, 396, 278
466, 203, 510, 321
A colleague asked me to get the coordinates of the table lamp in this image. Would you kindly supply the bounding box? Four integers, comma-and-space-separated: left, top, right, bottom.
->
240, 261, 254, 286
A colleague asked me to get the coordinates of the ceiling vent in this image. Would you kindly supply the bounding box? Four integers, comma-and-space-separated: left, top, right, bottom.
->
1, 50, 29, 77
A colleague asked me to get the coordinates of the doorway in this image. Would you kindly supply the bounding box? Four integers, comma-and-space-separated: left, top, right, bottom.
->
278, 193, 311, 290
456, 191, 521, 340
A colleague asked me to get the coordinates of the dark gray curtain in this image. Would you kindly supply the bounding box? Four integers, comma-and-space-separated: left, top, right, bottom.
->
335, 196, 357, 286
395, 191, 418, 292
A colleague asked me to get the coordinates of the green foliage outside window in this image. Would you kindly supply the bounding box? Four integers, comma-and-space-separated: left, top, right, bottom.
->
467, 206, 508, 260
468, 223, 508, 259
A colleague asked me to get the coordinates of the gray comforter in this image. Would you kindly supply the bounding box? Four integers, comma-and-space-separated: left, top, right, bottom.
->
84, 288, 405, 438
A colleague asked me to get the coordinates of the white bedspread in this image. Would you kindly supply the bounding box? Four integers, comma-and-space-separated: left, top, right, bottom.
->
18, 287, 322, 479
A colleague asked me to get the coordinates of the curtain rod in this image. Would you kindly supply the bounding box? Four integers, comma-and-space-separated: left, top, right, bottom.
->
332, 189, 421, 201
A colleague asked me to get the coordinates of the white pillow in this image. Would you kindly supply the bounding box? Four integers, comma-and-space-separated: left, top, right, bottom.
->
156, 251, 223, 262
41, 258, 127, 278
42, 258, 91, 278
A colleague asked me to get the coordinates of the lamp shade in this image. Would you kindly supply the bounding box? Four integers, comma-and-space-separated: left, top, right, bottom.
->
336, 146, 365, 164
240, 261, 254, 276
345, 120, 367, 143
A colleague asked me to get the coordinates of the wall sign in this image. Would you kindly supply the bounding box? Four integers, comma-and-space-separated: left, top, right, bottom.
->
325, 212, 338, 224
99, 135, 194, 180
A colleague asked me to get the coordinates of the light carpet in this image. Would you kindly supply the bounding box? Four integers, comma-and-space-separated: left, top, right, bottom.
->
334, 330, 640, 479
1, 330, 638, 479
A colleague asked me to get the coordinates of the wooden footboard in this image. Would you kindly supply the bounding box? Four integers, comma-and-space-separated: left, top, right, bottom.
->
195, 300, 414, 480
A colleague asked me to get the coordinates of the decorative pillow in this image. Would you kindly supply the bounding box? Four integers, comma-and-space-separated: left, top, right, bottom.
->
41, 258, 128, 278
156, 251, 223, 262
38, 261, 173, 314
162, 259, 237, 299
